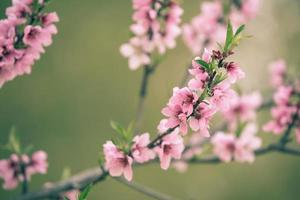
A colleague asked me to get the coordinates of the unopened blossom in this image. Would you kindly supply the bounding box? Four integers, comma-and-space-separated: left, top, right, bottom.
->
64, 190, 79, 200
269, 59, 286, 87
212, 123, 261, 163
131, 133, 155, 163
103, 141, 133, 181
155, 132, 184, 170
188, 57, 209, 90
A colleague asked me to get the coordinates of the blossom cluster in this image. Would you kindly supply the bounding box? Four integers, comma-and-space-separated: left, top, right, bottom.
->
263, 60, 300, 140
0, 151, 48, 189
120, 0, 183, 70
182, 0, 259, 55
104, 24, 247, 180
212, 123, 261, 163
0, 0, 59, 87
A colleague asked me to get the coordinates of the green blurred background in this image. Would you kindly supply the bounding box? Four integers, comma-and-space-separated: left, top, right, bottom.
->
0, 0, 300, 199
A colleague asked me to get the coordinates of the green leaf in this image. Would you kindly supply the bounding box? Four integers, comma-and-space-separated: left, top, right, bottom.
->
236, 122, 247, 137
79, 184, 93, 200
23, 144, 34, 154
234, 24, 245, 37
63, 197, 71, 200
224, 22, 234, 52
125, 122, 134, 141
7, 127, 21, 154
110, 121, 124, 135
195, 59, 210, 71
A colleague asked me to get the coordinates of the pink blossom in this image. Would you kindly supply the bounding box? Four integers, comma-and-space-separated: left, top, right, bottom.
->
103, 141, 133, 181
234, 123, 262, 163
242, 0, 260, 19
0, 1, 58, 87
263, 105, 297, 134
131, 133, 155, 163
121, 0, 182, 70
269, 59, 286, 87
161, 104, 188, 134
64, 190, 79, 200
27, 150, 48, 175
212, 123, 261, 163
225, 62, 245, 83
189, 102, 216, 137
210, 83, 236, 111
169, 87, 198, 114
0, 154, 19, 190
120, 37, 151, 70
223, 91, 262, 128
188, 57, 209, 91
273, 85, 292, 105
155, 132, 184, 170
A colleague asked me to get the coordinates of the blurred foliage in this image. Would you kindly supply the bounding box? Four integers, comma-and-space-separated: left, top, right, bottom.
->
0, 0, 300, 199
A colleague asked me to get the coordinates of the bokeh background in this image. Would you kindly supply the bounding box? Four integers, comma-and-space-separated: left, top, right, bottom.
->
1, 0, 300, 199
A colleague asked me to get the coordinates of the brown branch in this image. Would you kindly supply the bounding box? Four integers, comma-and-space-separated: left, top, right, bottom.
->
114, 177, 176, 200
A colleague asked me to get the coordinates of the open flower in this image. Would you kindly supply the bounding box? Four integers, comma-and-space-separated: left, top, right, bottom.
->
212, 123, 261, 163
155, 132, 184, 170
131, 133, 155, 163
189, 102, 216, 137
103, 141, 133, 181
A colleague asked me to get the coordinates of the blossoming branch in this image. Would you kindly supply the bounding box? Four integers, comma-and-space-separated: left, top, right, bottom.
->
0, 0, 59, 87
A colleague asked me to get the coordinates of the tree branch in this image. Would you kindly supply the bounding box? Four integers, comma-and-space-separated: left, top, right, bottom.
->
114, 177, 176, 200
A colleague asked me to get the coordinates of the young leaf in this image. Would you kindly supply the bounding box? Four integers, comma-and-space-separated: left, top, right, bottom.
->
110, 121, 124, 135
234, 24, 245, 37
195, 59, 210, 71
79, 184, 93, 200
224, 22, 234, 52
8, 127, 21, 154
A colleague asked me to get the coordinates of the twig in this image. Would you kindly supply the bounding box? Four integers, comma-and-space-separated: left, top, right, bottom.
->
13, 167, 108, 200
114, 177, 176, 200
21, 164, 29, 195
134, 65, 154, 134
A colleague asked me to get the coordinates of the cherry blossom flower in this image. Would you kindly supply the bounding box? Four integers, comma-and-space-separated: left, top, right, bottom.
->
103, 141, 133, 181
189, 102, 216, 137
269, 59, 286, 87
155, 132, 184, 170
0, 0, 59, 87
222, 91, 262, 129
0, 150, 48, 190
212, 123, 261, 163
121, 0, 183, 70
182, 0, 260, 55
131, 133, 155, 163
